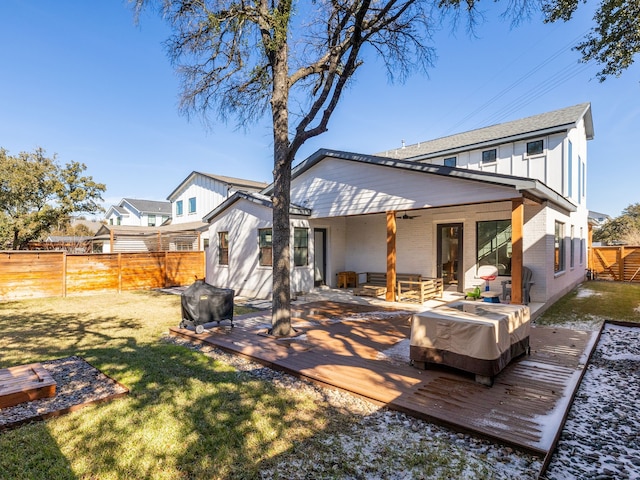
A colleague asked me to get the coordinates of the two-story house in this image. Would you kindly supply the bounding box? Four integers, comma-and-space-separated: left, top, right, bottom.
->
203, 103, 593, 310
104, 198, 171, 227
167, 172, 268, 225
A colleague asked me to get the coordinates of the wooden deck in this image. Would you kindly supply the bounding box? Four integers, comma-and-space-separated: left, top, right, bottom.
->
169, 301, 598, 460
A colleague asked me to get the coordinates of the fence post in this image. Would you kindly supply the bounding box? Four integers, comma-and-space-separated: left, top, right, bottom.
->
118, 253, 122, 293
62, 252, 67, 297
164, 251, 168, 287
618, 246, 625, 282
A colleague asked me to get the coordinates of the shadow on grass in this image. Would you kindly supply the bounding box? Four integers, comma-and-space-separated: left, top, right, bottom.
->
0, 294, 351, 479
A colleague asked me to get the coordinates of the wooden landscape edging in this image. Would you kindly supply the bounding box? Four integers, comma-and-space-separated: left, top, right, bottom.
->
0, 250, 205, 301
0, 357, 130, 432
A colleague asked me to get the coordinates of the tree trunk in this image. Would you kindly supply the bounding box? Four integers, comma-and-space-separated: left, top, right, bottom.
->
269, 31, 294, 337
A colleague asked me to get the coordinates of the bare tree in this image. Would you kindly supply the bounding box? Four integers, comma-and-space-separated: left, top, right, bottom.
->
133, 0, 639, 337
133, 0, 435, 336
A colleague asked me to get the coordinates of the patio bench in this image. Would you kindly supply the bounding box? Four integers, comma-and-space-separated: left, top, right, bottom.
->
353, 272, 422, 299
397, 277, 444, 303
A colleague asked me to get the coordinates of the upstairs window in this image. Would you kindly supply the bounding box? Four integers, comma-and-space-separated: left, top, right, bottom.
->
526, 140, 544, 156
148, 215, 156, 227
481, 149, 497, 164
444, 157, 457, 167
188, 197, 196, 214
176, 200, 183, 216
258, 228, 273, 267
293, 228, 309, 266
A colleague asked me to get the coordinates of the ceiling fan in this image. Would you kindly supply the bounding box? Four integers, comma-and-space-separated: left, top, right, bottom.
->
397, 212, 421, 220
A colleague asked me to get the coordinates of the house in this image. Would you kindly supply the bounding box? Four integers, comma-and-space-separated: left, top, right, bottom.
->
92, 223, 205, 253
167, 172, 268, 226
204, 103, 593, 308
94, 174, 268, 253
104, 198, 171, 227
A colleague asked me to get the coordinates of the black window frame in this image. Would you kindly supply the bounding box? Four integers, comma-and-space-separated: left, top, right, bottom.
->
443, 156, 457, 167
526, 139, 544, 156
293, 228, 309, 267
476, 220, 512, 276
555, 221, 565, 273
481, 149, 497, 164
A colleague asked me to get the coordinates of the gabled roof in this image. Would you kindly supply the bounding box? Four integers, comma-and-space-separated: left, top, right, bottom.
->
377, 103, 594, 161
121, 198, 171, 215
105, 205, 128, 217
167, 171, 269, 201
203, 191, 311, 223
263, 149, 577, 212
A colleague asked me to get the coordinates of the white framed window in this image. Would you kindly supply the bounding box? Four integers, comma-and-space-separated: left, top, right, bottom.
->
188, 197, 196, 214
218, 232, 229, 265
258, 228, 272, 267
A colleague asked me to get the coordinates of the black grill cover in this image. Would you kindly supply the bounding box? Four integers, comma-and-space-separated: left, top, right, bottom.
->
180, 280, 234, 327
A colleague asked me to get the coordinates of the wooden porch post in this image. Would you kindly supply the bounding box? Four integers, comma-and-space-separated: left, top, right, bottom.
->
511, 199, 524, 304
386, 211, 397, 302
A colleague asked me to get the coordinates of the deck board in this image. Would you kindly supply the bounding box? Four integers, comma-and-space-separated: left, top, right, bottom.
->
169, 301, 597, 458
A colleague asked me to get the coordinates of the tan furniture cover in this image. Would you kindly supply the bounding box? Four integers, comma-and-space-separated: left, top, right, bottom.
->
410, 301, 530, 378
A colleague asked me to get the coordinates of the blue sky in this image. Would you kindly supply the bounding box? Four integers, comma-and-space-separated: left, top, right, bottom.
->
1, 1, 638, 218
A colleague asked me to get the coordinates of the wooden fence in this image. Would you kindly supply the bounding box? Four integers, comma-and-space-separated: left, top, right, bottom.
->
0, 251, 205, 301
589, 246, 640, 282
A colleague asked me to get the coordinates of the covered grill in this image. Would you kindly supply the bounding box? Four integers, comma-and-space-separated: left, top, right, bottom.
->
179, 279, 234, 334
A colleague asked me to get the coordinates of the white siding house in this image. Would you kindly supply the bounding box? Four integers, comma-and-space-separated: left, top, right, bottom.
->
104, 198, 171, 227
167, 172, 268, 226
204, 103, 593, 310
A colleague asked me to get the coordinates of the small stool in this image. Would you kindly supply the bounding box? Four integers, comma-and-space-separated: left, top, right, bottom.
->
480, 291, 501, 303
337, 271, 357, 288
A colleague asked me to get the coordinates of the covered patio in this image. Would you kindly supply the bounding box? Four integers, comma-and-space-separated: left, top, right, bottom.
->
170, 290, 598, 467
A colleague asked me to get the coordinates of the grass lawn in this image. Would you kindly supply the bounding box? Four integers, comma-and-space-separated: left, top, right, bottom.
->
1, 282, 638, 479
536, 280, 640, 327
0, 292, 336, 480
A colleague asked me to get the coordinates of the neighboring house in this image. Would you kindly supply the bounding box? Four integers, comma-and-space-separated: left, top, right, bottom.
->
92, 223, 206, 253
204, 103, 593, 310
96, 175, 267, 253
27, 235, 93, 253
588, 210, 611, 229
167, 172, 268, 226
104, 198, 172, 227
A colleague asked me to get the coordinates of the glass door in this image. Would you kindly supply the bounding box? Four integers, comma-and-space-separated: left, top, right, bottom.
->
437, 223, 463, 291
